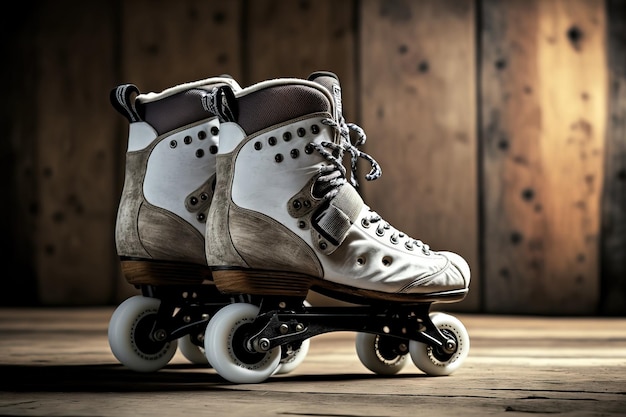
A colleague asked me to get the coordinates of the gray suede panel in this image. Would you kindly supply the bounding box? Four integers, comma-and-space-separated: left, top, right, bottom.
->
229, 206, 323, 277
205, 153, 247, 267
115, 149, 150, 258
137, 203, 205, 263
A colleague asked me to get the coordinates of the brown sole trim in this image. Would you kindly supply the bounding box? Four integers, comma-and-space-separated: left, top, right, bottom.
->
211, 267, 467, 304
121, 259, 213, 286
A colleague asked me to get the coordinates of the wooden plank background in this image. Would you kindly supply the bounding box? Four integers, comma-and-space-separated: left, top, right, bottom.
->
1, 0, 624, 315
480, 0, 608, 314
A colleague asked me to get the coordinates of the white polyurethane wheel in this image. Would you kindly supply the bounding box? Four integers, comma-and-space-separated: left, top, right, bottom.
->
178, 333, 210, 365
108, 295, 178, 372
274, 338, 311, 375
204, 302, 281, 383
274, 300, 312, 375
355, 333, 409, 375
409, 312, 470, 376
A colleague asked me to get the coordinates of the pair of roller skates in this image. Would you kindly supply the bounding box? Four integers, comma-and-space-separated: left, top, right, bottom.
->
108, 72, 471, 383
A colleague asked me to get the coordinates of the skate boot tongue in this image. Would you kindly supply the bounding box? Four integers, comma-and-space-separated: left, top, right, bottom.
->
308, 71, 343, 121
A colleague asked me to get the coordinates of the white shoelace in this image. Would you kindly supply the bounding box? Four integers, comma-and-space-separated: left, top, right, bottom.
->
313, 116, 431, 255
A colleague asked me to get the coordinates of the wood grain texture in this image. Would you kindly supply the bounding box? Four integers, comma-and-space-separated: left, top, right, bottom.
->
1, 308, 625, 416
480, 0, 607, 314
36, 1, 119, 304
601, 0, 626, 315
244, 0, 356, 119
120, 0, 243, 92
359, 0, 478, 311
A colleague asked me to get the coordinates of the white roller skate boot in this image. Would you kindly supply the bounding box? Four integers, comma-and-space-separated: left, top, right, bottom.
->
202, 71, 471, 383
108, 76, 246, 372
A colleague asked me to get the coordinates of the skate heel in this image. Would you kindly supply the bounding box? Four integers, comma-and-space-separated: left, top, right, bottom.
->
212, 268, 313, 297
120, 258, 213, 286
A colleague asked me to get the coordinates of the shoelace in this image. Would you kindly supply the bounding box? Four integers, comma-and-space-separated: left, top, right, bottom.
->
314, 116, 431, 255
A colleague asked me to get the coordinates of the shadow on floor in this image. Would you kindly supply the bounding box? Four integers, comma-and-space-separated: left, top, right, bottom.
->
0, 364, 427, 392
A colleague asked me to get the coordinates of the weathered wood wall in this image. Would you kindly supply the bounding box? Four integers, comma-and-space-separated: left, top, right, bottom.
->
1, 0, 624, 315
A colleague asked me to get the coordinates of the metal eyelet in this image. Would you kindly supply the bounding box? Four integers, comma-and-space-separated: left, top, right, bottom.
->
198, 131, 207, 140
405, 241, 414, 251
361, 219, 370, 228
390, 235, 398, 244
376, 228, 385, 237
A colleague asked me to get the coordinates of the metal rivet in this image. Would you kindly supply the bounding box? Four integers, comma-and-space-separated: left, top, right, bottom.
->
298, 221, 306, 229
297, 127, 306, 137
184, 136, 192, 144
269, 136, 277, 146
319, 242, 327, 250
293, 200, 302, 209
198, 131, 207, 140
211, 126, 219, 136
170, 140, 177, 148
190, 197, 198, 205
275, 154, 283, 163
303, 200, 311, 208
311, 125, 320, 134
209, 145, 218, 154
200, 193, 209, 201
305, 144, 314, 154
283, 132, 292, 141
254, 141, 262, 150
290, 149, 299, 158
197, 213, 206, 221
196, 149, 204, 158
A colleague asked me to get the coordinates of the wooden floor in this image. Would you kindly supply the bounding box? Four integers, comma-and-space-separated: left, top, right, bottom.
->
0, 307, 625, 416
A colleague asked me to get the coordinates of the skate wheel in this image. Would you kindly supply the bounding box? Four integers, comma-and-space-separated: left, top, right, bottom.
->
274, 338, 311, 375
204, 302, 281, 383
274, 300, 311, 375
178, 333, 210, 366
409, 312, 470, 376
108, 295, 178, 372
355, 333, 409, 375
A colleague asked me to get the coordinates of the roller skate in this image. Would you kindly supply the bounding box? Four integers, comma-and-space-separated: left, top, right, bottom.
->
202, 71, 471, 383
108, 76, 248, 372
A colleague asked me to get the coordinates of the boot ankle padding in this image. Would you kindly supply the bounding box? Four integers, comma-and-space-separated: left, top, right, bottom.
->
237, 85, 331, 135
138, 87, 220, 135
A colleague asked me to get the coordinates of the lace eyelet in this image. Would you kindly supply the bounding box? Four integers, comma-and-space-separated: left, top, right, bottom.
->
390, 235, 398, 244
405, 242, 414, 251
356, 257, 366, 266
361, 218, 370, 228
382, 256, 392, 267
376, 228, 385, 237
